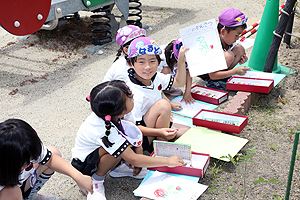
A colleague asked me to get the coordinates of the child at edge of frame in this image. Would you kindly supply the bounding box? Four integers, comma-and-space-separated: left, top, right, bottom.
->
71, 80, 184, 200
199, 8, 251, 91
0, 118, 92, 200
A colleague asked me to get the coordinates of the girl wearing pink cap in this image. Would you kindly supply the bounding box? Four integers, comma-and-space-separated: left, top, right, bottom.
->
160, 37, 195, 104
124, 37, 190, 154
103, 25, 146, 83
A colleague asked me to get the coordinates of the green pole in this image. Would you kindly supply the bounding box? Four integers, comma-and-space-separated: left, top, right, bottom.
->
285, 131, 299, 200
248, 0, 279, 72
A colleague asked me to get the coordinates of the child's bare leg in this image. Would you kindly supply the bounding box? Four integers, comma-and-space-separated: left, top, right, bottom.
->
0, 186, 22, 200
170, 123, 190, 141
96, 147, 121, 176
143, 99, 171, 129
229, 44, 245, 69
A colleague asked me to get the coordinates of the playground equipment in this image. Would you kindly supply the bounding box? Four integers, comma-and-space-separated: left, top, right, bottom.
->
0, 0, 142, 42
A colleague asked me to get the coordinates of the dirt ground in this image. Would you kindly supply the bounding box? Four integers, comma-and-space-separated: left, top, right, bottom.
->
1, 0, 300, 199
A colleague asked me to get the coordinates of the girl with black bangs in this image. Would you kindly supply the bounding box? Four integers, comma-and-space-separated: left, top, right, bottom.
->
71, 80, 184, 200
0, 119, 92, 200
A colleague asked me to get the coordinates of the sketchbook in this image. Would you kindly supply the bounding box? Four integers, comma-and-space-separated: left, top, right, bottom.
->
179, 18, 227, 77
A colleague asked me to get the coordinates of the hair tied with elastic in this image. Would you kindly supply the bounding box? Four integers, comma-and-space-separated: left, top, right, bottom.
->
105, 115, 111, 121
102, 115, 114, 148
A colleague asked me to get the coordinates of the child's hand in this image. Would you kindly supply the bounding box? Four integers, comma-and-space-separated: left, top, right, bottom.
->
133, 166, 142, 176
160, 128, 177, 140
76, 174, 93, 194
170, 102, 182, 111
178, 46, 190, 61
167, 155, 184, 167
234, 66, 250, 75
239, 53, 248, 64
181, 92, 195, 104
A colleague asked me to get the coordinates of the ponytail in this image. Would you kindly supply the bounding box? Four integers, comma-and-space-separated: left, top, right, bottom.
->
101, 115, 115, 148
90, 80, 133, 148
165, 40, 176, 72
113, 46, 123, 62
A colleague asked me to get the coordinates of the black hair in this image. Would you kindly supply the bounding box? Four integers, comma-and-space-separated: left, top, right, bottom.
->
217, 23, 247, 34
90, 80, 132, 148
126, 54, 162, 68
164, 40, 176, 72
0, 119, 42, 186
113, 41, 131, 63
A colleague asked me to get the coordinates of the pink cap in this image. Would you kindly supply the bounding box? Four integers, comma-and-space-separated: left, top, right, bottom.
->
116, 25, 146, 46
127, 37, 162, 58
173, 37, 183, 60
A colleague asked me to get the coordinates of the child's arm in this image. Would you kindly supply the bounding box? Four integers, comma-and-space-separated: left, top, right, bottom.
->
137, 125, 177, 141
132, 146, 143, 176
45, 153, 92, 193
209, 66, 250, 80
120, 147, 184, 168
172, 46, 189, 87
181, 70, 195, 104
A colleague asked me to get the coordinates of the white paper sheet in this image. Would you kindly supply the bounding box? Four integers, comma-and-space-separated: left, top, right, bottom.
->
133, 171, 208, 200
171, 96, 218, 118
179, 19, 227, 77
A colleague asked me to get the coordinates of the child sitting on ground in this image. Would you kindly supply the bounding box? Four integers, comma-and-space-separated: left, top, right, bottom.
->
0, 119, 92, 200
123, 37, 190, 154
102, 25, 146, 83
199, 8, 251, 91
71, 80, 184, 200
160, 37, 195, 104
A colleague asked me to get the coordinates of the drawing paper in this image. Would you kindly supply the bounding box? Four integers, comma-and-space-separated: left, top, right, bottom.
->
133, 171, 207, 199
179, 19, 227, 77
175, 127, 248, 161
171, 96, 217, 118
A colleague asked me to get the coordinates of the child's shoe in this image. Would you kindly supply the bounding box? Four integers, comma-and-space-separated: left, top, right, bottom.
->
109, 162, 148, 179
205, 80, 226, 91
163, 87, 183, 96
87, 180, 106, 200
30, 193, 62, 200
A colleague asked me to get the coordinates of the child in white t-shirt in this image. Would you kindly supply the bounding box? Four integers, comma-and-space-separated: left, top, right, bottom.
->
124, 37, 190, 153
102, 25, 146, 83
72, 80, 184, 200
0, 119, 92, 200
159, 37, 195, 104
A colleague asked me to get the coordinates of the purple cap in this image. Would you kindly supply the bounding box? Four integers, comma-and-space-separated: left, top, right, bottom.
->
127, 37, 162, 58
219, 8, 248, 27
116, 25, 146, 46
173, 37, 183, 60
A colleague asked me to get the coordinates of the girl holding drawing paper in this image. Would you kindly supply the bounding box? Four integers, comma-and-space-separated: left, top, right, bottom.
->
123, 37, 190, 153
160, 37, 195, 104
199, 8, 250, 91
71, 80, 184, 200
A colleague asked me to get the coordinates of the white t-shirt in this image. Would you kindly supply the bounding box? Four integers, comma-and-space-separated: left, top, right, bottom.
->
0, 144, 50, 191
157, 44, 169, 73
124, 70, 174, 124
102, 56, 130, 83
102, 47, 168, 83
72, 112, 143, 162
